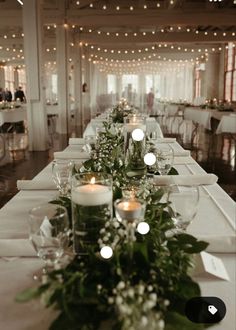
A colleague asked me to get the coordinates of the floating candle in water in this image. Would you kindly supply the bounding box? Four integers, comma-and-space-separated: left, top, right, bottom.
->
72, 177, 112, 206
116, 200, 142, 222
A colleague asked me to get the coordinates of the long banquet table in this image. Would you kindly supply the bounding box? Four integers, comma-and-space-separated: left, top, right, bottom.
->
0, 126, 235, 329
83, 116, 163, 138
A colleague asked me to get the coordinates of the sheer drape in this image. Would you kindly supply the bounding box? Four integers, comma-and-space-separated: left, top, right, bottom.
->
84, 61, 194, 115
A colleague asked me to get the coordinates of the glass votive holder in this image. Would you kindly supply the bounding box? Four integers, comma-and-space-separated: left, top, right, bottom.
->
114, 198, 146, 223
71, 172, 113, 254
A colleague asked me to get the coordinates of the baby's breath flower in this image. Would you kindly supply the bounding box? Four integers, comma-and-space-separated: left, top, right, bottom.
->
115, 296, 123, 305
117, 281, 125, 290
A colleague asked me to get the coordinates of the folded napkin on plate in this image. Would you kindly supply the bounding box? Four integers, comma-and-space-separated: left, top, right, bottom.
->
173, 150, 190, 157
154, 174, 218, 186
202, 235, 236, 253
0, 239, 36, 257
17, 180, 57, 190
69, 138, 85, 145
155, 138, 176, 143
54, 151, 89, 160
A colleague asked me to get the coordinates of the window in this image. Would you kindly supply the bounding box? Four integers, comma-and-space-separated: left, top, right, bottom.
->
121, 75, 138, 104
107, 74, 116, 94
224, 42, 236, 102
195, 69, 201, 98
18, 68, 26, 93
4, 65, 14, 92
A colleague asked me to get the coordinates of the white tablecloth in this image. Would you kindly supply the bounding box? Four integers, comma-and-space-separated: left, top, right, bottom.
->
165, 104, 179, 116
0, 129, 235, 329
83, 117, 163, 138
184, 107, 212, 130
184, 107, 236, 131
216, 114, 236, 134
0, 108, 27, 126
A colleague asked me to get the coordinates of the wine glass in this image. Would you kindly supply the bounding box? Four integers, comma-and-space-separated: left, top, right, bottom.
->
29, 203, 70, 274
155, 145, 174, 175
167, 185, 199, 231
52, 159, 74, 196
83, 135, 97, 154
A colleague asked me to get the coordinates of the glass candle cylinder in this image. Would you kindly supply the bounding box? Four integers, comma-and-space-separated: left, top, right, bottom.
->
71, 172, 113, 254
123, 114, 146, 152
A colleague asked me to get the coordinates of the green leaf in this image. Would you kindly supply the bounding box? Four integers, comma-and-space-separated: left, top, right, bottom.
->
15, 284, 49, 302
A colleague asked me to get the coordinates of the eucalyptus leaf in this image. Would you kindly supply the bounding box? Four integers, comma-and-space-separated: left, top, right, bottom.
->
16, 284, 49, 302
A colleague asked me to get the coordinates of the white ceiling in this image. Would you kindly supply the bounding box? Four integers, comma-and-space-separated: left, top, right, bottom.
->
0, 0, 236, 66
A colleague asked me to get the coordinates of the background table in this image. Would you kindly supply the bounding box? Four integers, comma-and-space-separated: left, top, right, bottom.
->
83, 117, 163, 138
0, 107, 27, 127
216, 114, 236, 134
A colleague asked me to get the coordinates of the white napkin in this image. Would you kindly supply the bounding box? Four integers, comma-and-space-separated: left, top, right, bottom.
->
154, 174, 218, 186
173, 157, 195, 164
54, 151, 89, 160
202, 235, 236, 253
173, 150, 190, 157
155, 138, 176, 143
17, 180, 57, 190
0, 239, 36, 257
69, 138, 85, 145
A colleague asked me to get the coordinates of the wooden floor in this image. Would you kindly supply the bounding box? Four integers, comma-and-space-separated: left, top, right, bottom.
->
0, 125, 235, 209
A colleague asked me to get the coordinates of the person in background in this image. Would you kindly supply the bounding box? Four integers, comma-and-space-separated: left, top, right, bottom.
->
147, 88, 154, 113
14, 86, 26, 102
0, 87, 5, 102
5, 88, 12, 102
82, 83, 88, 93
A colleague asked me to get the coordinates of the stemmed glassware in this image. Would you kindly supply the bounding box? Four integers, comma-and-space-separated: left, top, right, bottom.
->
52, 159, 74, 196
28, 203, 70, 275
83, 135, 97, 154
167, 185, 199, 231
148, 144, 174, 175
155, 145, 174, 175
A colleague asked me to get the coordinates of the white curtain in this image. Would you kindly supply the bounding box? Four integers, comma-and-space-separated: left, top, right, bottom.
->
88, 61, 194, 113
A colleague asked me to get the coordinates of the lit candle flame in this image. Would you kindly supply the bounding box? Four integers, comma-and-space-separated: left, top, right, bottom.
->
90, 177, 96, 184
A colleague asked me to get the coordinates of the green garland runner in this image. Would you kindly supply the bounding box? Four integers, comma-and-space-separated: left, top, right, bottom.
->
16, 120, 210, 330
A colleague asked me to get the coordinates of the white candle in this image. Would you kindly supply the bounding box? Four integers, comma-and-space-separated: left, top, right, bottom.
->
125, 123, 146, 133
117, 200, 142, 222
72, 183, 112, 206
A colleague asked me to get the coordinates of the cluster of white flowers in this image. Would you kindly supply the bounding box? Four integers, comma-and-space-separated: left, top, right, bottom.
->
98, 218, 128, 251
107, 281, 166, 330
